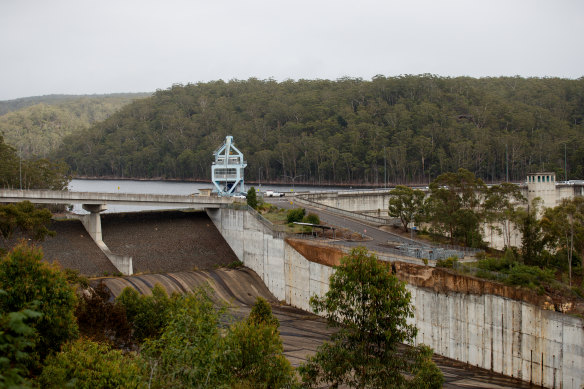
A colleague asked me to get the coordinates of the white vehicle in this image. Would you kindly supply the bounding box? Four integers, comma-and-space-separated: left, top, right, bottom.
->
264, 190, 284, 197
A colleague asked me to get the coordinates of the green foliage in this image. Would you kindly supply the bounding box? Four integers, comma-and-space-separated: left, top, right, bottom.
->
409, 345, 444, 389
540, 197, 584, 286
0, 201, 55, 249
517, 200, 547, 267
0, 243, 78, 362
224, 319, 297, 389
0, 94, 150, 159
436, 256, 459, 269
141, 289, 228, 388
503, 264, 556, 290
286, 208, 305, 223
115, 285, 175, 343
302, 212, 320, 225
246, 187, 258, 209
388, 185, 425, 232
0, 295, 41, 389
0, 135, 70, 190
248, 297, 279, 328
53, 77, 584, 183
141, 288, 296, 388
225, 260, 244, 269
426, 168, 485, 247
37, 338, 146, 389
299, 247, 442, 388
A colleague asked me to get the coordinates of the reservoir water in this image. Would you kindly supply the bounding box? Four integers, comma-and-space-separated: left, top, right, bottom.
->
68, 179, 344, 213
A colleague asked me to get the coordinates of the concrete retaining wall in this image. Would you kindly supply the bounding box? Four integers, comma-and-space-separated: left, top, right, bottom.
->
301, 191, 390, 213
208, 207, 583, 389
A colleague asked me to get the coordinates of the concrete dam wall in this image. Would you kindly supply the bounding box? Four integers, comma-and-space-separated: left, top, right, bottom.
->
207, 207, 584, 389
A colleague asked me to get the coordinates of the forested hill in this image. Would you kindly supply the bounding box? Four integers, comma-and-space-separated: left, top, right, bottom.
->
55, 76, 584, 184
0, 93, 151, 158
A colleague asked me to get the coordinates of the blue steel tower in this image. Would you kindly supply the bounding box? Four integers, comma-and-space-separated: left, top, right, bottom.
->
211, 136, 247, 196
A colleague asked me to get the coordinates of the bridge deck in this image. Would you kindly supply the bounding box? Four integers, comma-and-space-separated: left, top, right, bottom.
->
0, 189, 234, 208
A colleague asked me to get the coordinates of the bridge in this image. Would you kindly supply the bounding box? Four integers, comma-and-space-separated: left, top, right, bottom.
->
0, 189, 235, 276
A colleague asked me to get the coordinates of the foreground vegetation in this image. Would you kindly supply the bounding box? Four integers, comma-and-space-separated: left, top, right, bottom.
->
53, 76, 583, 183
0, 243, 443, 388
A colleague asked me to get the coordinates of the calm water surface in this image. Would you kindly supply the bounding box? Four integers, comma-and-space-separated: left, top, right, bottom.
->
68, 179, 343, 213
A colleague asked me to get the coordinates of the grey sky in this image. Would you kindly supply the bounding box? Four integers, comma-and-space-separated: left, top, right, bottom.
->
1, 0, 583, 101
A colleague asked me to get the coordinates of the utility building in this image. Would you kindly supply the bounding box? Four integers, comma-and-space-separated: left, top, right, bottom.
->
211, 136, 247, 196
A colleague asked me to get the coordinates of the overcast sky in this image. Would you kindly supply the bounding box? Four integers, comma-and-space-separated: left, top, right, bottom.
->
1, 0, 583, 101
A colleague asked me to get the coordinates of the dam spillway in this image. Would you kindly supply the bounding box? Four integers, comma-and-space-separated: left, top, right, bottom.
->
40, 210, 239, 276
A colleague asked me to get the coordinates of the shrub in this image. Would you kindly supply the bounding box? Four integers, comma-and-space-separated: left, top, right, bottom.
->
248, 297, 279, 328
286, 208, 305, 223
115, 284, 175, 343
37, 339, 146, 389
436, 256, 458, 269
302, 213, 320, 225
75, 282, 132, 348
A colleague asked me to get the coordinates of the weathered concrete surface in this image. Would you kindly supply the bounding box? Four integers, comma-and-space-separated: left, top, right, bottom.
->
286, 239, 584, 389
208, 207, 583, 388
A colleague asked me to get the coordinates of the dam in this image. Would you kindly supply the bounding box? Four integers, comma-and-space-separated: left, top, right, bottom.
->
29, 206, 582, 389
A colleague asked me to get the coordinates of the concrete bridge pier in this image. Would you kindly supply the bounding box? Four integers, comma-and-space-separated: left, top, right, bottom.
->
79, 204, 133, 276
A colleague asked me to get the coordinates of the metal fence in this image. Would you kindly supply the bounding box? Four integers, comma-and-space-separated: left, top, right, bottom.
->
293, 196, 397, 226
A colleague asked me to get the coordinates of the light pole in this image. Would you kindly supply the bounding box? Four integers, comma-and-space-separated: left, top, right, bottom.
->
283, 174, 304, 194
19, 146, 22, 190
258, 167, 263, 188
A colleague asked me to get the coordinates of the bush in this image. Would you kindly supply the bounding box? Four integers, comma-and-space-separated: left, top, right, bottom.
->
115, 284, 176, 343
37, 339, 146, 389
75, 282, 132, 347
286, 208, 305, 223
0, 243, 78, 362
302, 213, 320, 225
504, 264, 556, 290
436, 256, 458, 269
142, 289, 297, 389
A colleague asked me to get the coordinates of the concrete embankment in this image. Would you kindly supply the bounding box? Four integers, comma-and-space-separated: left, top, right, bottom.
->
208, 206, 584, 389
40, 210, 239, 276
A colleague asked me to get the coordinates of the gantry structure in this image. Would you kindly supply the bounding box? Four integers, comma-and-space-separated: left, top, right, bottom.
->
211, 136, 247, 196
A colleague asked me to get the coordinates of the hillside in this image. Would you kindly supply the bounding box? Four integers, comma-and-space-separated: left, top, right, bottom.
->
54, 76, 584, 184
0, 93, 151, 158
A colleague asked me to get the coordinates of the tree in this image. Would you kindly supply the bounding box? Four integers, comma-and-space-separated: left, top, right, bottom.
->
37, 339, 146, 389
540, 197, 584, 286
388, 185, 425, 233
299, 247, 442, 388
141, 289, 297, 389
517, 199, 546, 267
426, 168, 485, 246
0, 296, 41, 388
247, 186, 258, 209
0, 243, 78, 362
483, 183, 525, 248
0, 201, 55, 251
115, 284, 175, 343
224, 298, 297, 388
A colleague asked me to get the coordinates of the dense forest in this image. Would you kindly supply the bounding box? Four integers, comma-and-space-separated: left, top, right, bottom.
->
0, 93, 150, 159
54, 76, 584, 184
